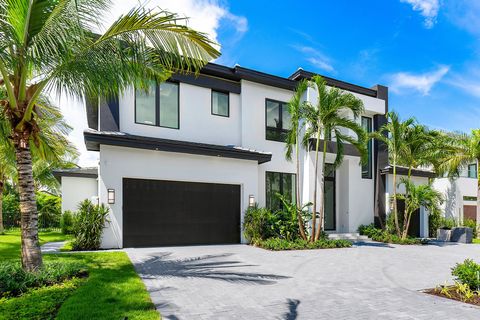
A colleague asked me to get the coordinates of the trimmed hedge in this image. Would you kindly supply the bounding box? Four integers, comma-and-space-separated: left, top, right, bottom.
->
254, 238, 352, 250
358, 223, 421, 245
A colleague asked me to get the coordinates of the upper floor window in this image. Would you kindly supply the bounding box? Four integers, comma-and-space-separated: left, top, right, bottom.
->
135, 81, 179, 129
468, 163, 477, 178
211, 90, 229, 117
361, 116, 373, 179
265, 99, 290, 142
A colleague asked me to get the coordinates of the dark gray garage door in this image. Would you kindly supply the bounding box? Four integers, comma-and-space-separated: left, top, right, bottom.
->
123, 178, 241, 247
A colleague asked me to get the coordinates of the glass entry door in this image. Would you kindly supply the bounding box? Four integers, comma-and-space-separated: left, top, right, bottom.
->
324, 165, 336, 231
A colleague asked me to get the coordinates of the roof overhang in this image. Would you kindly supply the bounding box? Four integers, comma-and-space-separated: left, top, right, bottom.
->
52, 168, 98, 182
380, 166, 436, 178
84, 130, 272, 164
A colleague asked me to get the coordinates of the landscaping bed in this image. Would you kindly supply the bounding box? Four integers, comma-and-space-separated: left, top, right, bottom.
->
425, 286, 480, 306
358, 223, 422, 245
253, 237, 352, 251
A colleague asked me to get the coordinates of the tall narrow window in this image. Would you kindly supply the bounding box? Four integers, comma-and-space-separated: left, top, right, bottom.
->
468, 163, 477, 178
212, 90, 229, 117
266, 171, 296, 211
361, 116, 373, 179
135, 82, 156, 125
266, 99, 290, 142
135, 81, 179, 129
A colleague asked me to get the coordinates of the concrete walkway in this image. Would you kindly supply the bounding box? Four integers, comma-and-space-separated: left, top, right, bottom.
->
40, 241, 65, 253
126, 242, 480, 320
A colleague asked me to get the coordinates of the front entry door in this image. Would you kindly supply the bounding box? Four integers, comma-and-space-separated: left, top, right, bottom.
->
324, 164, 336, 231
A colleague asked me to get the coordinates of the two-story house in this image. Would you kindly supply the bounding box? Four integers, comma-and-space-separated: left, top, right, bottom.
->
59, 63, 395, 248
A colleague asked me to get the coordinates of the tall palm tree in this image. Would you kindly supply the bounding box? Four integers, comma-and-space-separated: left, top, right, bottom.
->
0, 92, 77, 232
285, 79, 310, 240
438, 130, 480, 230
371, 112, 414, 237
303, 76, 367, 241
0, 1, 219, 271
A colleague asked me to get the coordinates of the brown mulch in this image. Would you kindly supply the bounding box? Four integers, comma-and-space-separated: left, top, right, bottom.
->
425, 286, 480, 306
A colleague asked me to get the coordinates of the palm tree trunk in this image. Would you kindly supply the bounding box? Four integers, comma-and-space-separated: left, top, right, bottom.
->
0, 181, 4, 234
392, 158, 401, 236
15, 142, 42, 271
402, 209, 413, 239
295, 135, 307, 240
315, 138, 328, 240
311, 132, 321, 242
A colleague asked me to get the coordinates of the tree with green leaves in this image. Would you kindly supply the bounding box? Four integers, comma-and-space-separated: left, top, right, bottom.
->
371, 111, 415, 237
0, 0, 220, 271
397, 178, 443, 239
437, 130, 480, 231
285, 79, 310, 240
303, 76, 367, 241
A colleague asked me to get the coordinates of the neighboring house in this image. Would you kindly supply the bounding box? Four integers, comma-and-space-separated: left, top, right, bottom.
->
433, 162, 478, 224
70, 63, 396, 248
53, 167, 98, 213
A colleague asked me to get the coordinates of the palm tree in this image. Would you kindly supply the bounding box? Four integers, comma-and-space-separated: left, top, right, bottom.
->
371, 112, 414, 237
0, 92, 77, 233
438, 130, 480, 231
397, 178, 443, 239
303, 76, 367, 241
285, 79, 310, 240
0, 1, 219, 271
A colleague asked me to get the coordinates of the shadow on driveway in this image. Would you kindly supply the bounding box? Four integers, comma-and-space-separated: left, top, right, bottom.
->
133, 252, 290, 285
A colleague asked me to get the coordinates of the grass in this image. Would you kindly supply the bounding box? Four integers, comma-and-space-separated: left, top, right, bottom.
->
0, 230, 159, 320
473, 238, 480, 244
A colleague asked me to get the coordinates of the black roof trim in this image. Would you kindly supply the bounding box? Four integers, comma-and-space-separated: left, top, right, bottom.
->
380, 166, 436, 178
84, 130, 272, 164
289, 69, 378, 97
52, 168, 98, 182
234, 66, 297, 91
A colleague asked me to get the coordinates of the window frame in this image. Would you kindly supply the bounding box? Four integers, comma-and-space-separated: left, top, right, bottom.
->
134, 81, 180, 129
265, 98, 290, 142
467, 163, 477, 179
361, 116, 373, 179
211, 90, 230, 117
265, 171, 296, 211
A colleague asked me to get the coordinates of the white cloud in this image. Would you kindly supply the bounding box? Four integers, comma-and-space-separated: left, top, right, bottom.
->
389, 65, 449, 95
293, 45, 335, 73
60, 0, 246, 167
401, 0, 440, 28
444, 1, 480, 35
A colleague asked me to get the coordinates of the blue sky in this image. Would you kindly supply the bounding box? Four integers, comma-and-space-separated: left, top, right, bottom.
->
211, 0, 480, 133
69, 0, 480, 166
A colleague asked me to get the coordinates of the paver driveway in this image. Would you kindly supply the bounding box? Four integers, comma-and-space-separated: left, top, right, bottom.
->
126, 242, 480, 320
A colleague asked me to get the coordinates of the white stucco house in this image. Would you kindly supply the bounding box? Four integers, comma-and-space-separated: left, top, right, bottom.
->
432, 162, 478, 224
55, 63, 436, 248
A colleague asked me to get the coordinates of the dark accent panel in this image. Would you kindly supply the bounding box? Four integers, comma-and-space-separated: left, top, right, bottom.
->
99, 97, 119, 131
381, 166, 436, 178
84, 130, 272, 164
397, 199, 420, 237
373, 114, 388, 228
170, 73, 241, 94
289, 70, 378, 97
235, 66, 296, 91
308, 138, 360, 157
85, 96, 98, 130
123, 178, 241, 247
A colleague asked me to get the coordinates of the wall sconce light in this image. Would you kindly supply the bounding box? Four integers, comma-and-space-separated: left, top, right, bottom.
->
248, 195, 255, 207
107, 189, 115, 204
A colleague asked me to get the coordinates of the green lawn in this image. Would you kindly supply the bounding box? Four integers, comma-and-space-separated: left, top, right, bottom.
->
0, 230, 159, 320
473, 238, 480, 244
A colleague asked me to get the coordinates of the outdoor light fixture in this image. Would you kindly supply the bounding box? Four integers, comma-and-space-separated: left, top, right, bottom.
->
107, 189, 115, 204
248, 195, 255, 207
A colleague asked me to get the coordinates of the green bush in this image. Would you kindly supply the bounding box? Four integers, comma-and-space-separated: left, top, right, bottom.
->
451, 259, 480, 291
243, 205, 275, 242
36, 192, 62, 228
0, 261, 87, 298
72, 200, 110, 251
463, 219, 478, 239
357, 223, 421, 245
428, 211, 443, 237
358, 223, 381, 237
2, 188, 20, 228
60, 210, 75, 235
255, 237, 352, 250
439, 217, 457, 229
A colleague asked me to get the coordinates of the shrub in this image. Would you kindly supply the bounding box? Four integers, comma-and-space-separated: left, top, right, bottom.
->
2, 189, 20, 228
358, 223, 381, 237
0, 261, 87, 298
255, 237, 352, 250
357, 223, 420, 245
463, 219, 478, 239
36, 192, 62, 229
243, 205, 275, 242
451, 259, 480, 291
60, 211, 75, 235
439, 217, 457, 229
72, 200, 110, 251
429, 211, 443, 237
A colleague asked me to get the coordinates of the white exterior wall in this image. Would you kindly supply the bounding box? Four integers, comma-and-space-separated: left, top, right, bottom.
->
61, 176, 98, 213
98, 145, 258, 248
433, 177, 477, 221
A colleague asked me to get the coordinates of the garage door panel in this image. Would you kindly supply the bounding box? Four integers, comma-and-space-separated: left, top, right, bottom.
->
123, 178, 241, 247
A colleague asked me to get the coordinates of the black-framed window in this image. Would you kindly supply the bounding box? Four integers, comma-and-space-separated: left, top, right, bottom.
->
468, 163, 477, 178
212, 90, 229, 117
135, 81, 179, 129
265, 99, 290, 142
266, 171, 296, 211
361, 116, 373, 179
